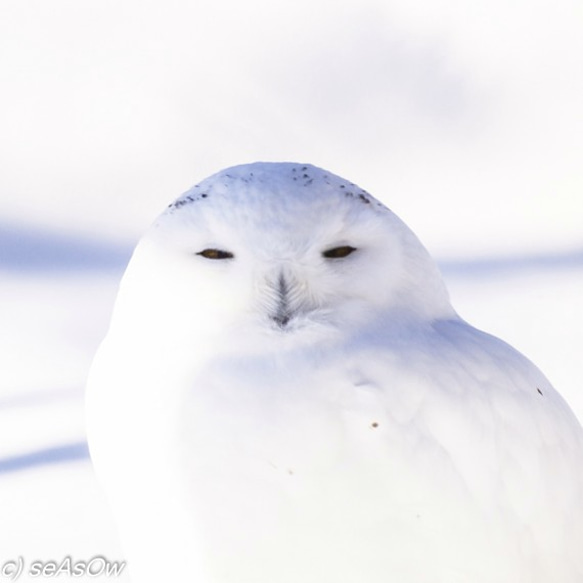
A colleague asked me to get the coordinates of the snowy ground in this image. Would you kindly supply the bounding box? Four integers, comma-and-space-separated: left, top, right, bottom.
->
0, 228, 581, 582
0, 268, 130, 582
1, 0, 582, 579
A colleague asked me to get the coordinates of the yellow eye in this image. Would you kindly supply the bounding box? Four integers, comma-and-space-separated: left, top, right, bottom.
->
197, 249, 234, 260
322, 246, 357, 259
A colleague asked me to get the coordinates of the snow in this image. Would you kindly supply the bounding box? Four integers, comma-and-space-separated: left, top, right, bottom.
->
0, 269, 130, 581
0, 0, 581, 578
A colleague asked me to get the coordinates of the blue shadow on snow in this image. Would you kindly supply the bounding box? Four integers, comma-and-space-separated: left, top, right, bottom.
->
0, 222, 132, 272
438, 248, 583, 277
0, 442, 90, 474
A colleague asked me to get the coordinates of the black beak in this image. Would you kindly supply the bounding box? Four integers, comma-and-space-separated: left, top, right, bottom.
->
271, 273, 292, 329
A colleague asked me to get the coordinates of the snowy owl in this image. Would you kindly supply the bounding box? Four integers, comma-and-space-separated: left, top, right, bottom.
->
87, 162, 583, 583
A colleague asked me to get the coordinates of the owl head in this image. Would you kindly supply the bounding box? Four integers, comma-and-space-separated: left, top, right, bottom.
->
107, 163, 453, 356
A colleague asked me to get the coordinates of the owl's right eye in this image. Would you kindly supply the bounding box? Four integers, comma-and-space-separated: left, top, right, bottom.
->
196, 249, 234, 260
322, 245, 357, 259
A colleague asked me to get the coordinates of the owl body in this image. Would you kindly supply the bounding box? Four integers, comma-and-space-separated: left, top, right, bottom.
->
87, 163, 583, 582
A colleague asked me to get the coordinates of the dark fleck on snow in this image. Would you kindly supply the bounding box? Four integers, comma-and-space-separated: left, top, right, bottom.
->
371, 422, 379, 428
537, 387, 544, 396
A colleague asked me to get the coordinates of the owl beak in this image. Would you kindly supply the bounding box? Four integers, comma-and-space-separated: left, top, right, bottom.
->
271, 273, 293, 329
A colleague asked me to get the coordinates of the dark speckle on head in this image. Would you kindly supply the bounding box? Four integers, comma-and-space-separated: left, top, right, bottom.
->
537, 387, 544, 396
166, 161, 391, 215
168, 187, 211, 210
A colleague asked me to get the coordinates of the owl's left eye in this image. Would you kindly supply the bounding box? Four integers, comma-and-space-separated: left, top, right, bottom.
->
197, 249, 234, 260
322, 245, 357, 259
